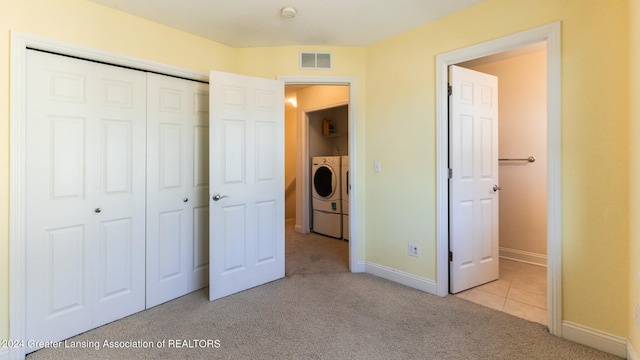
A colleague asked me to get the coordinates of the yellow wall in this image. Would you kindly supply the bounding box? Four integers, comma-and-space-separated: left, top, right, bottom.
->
629, 0, 640, 353
365, 0, 629, 336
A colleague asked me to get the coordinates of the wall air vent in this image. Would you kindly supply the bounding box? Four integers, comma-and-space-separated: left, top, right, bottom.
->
300, 52, 332, 70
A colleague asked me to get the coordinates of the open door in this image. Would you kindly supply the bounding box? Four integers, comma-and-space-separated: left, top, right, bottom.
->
209, 71, 285, 301
449, 65, 499, 294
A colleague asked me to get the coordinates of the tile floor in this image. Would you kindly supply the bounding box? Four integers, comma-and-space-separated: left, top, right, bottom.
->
455, 258, 548, 325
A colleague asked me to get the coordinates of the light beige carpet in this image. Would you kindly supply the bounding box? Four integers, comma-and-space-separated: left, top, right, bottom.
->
26, 222, 619, 360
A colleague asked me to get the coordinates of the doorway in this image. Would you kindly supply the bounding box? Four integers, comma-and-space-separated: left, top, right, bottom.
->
435, 22, 562, 335
279, 76, 362, 273
450, 45, 548, 325
284, 84, 351, 273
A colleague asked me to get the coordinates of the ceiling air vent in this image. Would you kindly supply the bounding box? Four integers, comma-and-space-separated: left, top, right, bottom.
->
300, 52, 332, 70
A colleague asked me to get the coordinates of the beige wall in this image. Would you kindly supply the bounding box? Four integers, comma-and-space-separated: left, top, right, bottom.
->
365, 0, 629, 336
468, 50, 548, 258
629, 0, 640, 353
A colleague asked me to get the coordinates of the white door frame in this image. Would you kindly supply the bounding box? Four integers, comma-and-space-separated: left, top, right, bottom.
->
277, 75, 363, 273
9, 32, 208, 360
435, 22, 562, 335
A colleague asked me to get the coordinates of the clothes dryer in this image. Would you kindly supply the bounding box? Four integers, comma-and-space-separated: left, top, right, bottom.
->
311, 156, 342, 238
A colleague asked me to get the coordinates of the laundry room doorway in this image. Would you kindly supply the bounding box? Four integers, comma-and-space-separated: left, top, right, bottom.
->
281, 77, 360, 273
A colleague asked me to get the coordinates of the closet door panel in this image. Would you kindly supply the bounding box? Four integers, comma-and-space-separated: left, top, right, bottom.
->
93, 63, 146, 326
191, 93, 210, 288
146, 74, 209, 308
25, 51, 146, 352
50, 117, 87, 199
158, 210, 184, 279
25, 51, 94, 351
47, 225, 87, 315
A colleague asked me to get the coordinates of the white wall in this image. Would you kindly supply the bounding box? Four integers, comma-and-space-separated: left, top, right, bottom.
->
467, 49, 548, 260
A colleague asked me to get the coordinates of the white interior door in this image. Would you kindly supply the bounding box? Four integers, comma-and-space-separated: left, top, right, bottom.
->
449, 65, 500, 294
209, 71, 284, 301
146, 74, 210, 308
25, 50, 146, 351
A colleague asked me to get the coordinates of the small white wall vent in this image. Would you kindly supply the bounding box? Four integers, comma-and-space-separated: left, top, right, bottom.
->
300, 52, 332, 70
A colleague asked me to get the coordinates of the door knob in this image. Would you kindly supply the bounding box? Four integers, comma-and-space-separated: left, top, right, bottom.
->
212, 194, 229, 201
493, 185, 502, 192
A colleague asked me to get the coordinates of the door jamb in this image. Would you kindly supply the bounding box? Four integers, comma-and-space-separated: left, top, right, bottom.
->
277, 75, 363, 273
434, 22, 562, 335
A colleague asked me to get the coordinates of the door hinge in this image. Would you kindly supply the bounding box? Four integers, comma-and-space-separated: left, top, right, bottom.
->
449, 251, 453, 261
447, 84, 452, 96
448, 168, 452, 179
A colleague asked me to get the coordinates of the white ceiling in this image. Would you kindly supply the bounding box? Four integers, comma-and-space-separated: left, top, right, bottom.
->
88, 0, 487, 48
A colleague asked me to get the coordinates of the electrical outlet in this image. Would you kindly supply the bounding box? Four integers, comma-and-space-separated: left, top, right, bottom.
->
408, 243, 419, 257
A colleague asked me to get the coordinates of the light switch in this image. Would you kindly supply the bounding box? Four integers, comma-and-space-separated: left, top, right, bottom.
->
374, 160, 381, 173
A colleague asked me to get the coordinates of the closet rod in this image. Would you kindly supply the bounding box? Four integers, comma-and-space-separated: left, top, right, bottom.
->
498, 156, 536, 163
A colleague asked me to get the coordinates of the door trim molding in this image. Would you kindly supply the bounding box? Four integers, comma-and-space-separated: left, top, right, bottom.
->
277, 75, 363, 273
434, 22, 562, 335
9, 31, 208, 360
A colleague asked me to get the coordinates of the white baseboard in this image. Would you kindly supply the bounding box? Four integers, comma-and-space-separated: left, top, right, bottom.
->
629, 340, 639, 360
365, 262, 438, 295
499, 247, 547, 267
562, 321, 627, 358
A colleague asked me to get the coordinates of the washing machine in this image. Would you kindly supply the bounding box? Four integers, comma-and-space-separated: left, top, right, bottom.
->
341, 155, 349, 241
311, 156, 342, 238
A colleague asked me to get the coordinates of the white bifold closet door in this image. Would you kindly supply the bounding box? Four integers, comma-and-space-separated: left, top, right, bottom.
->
25, 50, 210, 352
146, 74, 210, 308
25, 50, 147, 351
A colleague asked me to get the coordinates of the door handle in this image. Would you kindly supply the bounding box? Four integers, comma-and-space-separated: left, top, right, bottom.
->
212, 193, 229, 201
493, 185, 502, 192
